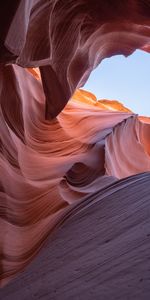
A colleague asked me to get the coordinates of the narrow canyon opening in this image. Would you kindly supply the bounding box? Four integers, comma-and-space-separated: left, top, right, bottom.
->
84, 50, 150, 116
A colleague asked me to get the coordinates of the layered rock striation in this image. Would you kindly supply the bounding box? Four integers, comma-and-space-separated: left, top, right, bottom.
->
0, 0, 150, 293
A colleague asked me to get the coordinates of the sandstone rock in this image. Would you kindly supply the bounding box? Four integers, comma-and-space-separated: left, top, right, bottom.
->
0, 1, 150, 294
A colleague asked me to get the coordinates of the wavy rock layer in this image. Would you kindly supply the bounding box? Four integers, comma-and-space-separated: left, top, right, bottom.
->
0, 0, 150, 290
0, 66, 150, 287
1, 172, 150, 299
0, 0, 150, 116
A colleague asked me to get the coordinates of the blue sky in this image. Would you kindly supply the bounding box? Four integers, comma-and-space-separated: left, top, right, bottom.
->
84, 50, 150, 116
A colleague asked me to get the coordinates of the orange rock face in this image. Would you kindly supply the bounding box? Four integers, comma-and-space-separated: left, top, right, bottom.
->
0, 0, 150, 289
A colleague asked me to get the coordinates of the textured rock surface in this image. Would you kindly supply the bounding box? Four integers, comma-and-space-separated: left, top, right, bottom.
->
0, 0, 150, 295
0, 0, 150, 116
1, 172, 150, 299
0, 70, 150, 287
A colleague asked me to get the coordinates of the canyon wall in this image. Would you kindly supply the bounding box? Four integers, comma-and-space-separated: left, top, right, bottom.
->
0, 1, 150, 295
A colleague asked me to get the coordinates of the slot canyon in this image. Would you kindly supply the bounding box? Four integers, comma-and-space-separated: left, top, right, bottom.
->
0, 1, 150, 299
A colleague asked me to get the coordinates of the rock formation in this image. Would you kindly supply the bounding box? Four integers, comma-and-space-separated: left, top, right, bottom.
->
0, 1, 150, 298
0, 0, 150, 117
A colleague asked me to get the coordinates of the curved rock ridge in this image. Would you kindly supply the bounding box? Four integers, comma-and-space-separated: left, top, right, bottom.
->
0, 0, 150, 289
1, 172, 150, 299
0, 65, 150, 286
0, 0, 150, 117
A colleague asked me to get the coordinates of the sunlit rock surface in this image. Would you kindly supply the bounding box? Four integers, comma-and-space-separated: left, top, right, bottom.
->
0, 69, 150, 289
0, 1, 150, 297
